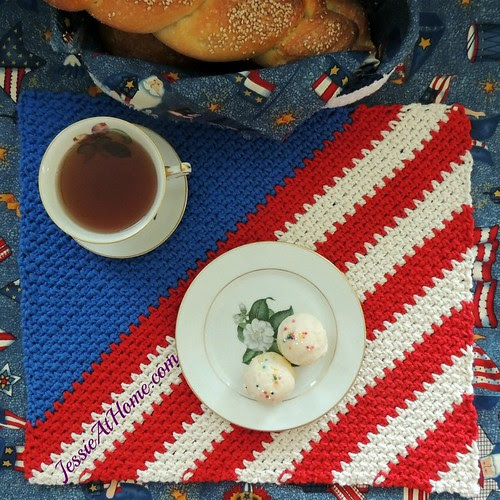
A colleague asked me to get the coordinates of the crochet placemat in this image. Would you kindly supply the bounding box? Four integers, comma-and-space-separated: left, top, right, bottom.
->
18, 91, 479, 496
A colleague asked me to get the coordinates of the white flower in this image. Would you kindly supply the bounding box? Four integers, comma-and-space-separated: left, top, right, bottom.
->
242, 318, 274, 351
233, 303, 247, 325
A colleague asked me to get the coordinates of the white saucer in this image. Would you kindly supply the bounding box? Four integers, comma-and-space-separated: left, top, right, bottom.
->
75, 126, 188, 258
176, 242, 366, 431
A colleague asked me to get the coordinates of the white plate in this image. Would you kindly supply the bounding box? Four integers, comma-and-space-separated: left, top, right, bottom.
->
176, 241, 365, 431
75, 126, 188, 258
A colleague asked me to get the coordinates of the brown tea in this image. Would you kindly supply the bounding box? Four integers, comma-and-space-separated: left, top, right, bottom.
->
58, 130, 158, 233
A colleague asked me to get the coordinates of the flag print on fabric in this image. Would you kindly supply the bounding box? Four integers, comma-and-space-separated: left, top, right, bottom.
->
20, 102, 479, 497
0, 406, 26, 430
403, 487, 429, 500
0, 23, 45, 102
419, 75, 455, 104
473, 281, 498, 328
473, 227, 499, 281
0, 328, 16, 352
235, 70, 276, 104
473, 345, 500, 392
0, 237, 11, 262
330, 484, 369, 500
0, 437, 24, 472
312, 62, 349, 104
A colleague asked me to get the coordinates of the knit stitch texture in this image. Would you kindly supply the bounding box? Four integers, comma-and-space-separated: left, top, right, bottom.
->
18, 91, 478, 496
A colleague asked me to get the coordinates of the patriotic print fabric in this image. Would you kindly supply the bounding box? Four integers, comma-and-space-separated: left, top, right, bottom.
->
18, 93, 479, 496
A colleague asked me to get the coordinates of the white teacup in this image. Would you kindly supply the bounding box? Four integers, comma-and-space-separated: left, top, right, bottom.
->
39, 116, 191, 245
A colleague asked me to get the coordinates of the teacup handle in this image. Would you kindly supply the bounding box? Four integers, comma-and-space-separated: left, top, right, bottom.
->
164, 162, 192, 179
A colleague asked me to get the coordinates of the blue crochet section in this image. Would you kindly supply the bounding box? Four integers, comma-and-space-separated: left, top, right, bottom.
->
18, 91, 352, 424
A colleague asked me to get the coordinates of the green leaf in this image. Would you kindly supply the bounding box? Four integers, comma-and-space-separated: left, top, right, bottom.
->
242, 348, 260, 364
269, 306, 294, 332
248, 297, 273, 322
102, 141, 132, 158
267, 340, 281, 354
237, 325, 245, 343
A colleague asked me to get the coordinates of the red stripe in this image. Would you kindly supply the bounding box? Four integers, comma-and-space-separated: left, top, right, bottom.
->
24, 282, 188, 477
331, 484, 364, 500
361, 208, 472, 338
474, 359, 499, 370
186, 428, 274, 482
474, 225, 499, 244
380, 395, 477, 491
86, 378, 203, 482
476, 244, 486, 261
26, 104, 403, 474
247, 70, 275, 92
315, 105, 472, 273
3, 67, 12, 98
284, 306, 473, 484
475, 382, 500, 390
474, 370, 500, 380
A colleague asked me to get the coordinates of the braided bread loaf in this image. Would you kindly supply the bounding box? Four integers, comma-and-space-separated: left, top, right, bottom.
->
45, 0, 374, 67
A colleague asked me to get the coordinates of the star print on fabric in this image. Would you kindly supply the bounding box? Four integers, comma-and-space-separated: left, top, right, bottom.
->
1, 278, 21, 302
208, 103, 220, 111
0, 23, 45, 68
481, 79, 496, 94
0, 193, 20, 217
0, 363, 21, 397
164, 71, 180, 82
419, 37, 432, 49
0, 23, 45, 102
275, 113, 295, 125
2, 460, 12, 467
0, 147, 6, 160
408, 13, 444, 77
330, 65, 340, 75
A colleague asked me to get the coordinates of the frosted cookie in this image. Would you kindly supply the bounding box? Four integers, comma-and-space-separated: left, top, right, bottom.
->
277, 313, 328, 365
243, 352, 295, 404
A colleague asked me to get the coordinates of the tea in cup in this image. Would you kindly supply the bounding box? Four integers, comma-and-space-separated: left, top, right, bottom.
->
39, 117, 191, 245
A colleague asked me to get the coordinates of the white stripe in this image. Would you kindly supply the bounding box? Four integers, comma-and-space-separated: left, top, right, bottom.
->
315, 75, 334, 96
474, 366, 499, 375
429, 442, 480, 497
478, 283, 494, 326
473, 261, 490, 280
30, 338, 181, 484
275, 104, 451, 249
137, 404, 233, 482
244, 78, 272, 97
345, 160, 471, 298
332, 347, 474, 485
477, 228, 493, 243
479, 243, 494, 262
235, 253, 474, 483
